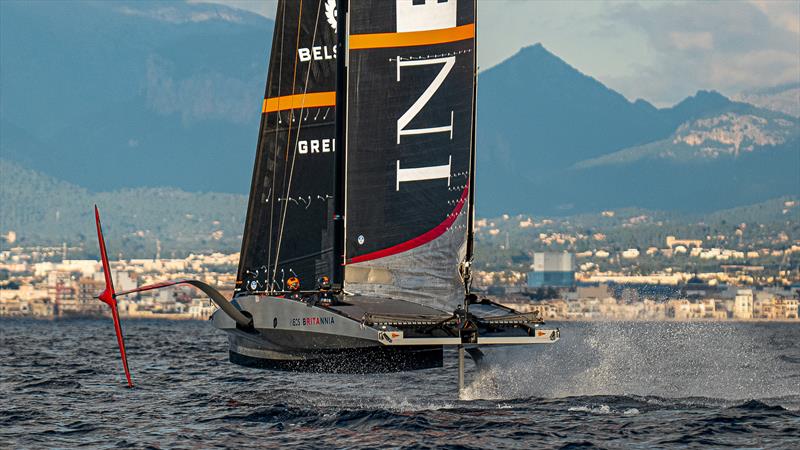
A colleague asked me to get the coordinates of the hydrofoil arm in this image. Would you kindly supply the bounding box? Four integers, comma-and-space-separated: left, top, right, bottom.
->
93, 206, 253, 388
114, 279, 252, 329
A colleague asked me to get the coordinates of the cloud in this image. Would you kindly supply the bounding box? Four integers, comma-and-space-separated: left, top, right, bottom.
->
119, 4, 247, 24
669, 31, 713, 51
606, 1, 800, 105
752, 0, 800, 34
188, 0, 278, 19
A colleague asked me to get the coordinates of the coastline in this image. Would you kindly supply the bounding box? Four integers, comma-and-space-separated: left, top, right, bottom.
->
1, 315, 795, 323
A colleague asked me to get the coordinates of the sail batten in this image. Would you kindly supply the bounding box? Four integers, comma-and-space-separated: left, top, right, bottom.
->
350, 23, 474, 49
263, 92, 337, 113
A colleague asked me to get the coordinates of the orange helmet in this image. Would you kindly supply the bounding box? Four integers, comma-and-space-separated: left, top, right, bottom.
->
287, 277, 300, 291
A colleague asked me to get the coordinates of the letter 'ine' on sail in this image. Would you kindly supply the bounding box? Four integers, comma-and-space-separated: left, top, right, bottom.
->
343, 0, 477, 312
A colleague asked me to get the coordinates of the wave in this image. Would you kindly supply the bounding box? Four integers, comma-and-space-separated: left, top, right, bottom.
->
17, 379, 82, 390
778, 355, 800, 364
460, 322, 800, 404
729, 399, 789, 412
3, 319, 799, 449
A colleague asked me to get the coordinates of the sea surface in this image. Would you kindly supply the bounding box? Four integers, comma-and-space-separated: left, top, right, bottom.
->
1, 319, 798, 449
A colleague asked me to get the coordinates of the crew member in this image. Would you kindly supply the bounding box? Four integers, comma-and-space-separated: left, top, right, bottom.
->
286, 276, 303, 301
316, 276, 336, 306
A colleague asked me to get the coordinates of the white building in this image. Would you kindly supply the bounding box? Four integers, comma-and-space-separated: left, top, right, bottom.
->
92, 271, 136, 293
734, 289, 754, 319
189, 298, 217, 320
622, 248, 640, 259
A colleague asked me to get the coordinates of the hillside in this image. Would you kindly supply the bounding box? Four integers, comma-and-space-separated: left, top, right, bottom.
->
473, 196, 799, 272
3, 159, 797, 262
0, 159, 246, 257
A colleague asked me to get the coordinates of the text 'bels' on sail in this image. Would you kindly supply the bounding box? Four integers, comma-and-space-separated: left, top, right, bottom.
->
298, 45, 337, 62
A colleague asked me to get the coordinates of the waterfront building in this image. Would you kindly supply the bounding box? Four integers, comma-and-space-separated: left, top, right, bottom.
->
92, 271, 136, 293
528, 252, 575, 288
775, 298, 799, 319
734, 289, 754, 319
189, 298, 217, 320
755, 296, 799, 320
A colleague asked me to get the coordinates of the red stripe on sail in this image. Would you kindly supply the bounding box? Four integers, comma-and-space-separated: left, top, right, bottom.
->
347, 184, 469, 264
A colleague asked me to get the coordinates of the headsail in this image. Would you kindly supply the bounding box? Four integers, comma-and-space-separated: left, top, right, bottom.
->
342, 0, 477, 311
237, 0, 339, 294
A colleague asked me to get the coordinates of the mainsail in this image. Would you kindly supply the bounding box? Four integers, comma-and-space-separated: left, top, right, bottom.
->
237, 0, 339, 293
342, 0, 477, 311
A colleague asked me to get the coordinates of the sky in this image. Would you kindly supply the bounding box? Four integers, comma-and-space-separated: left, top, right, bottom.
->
196, 0, 800, 107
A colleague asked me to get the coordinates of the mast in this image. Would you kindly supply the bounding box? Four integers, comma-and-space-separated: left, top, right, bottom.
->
464, 0, 478, 297
332, 0, 347, 289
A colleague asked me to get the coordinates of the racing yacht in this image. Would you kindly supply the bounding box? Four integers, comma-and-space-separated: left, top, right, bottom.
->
94, 0, 559, 391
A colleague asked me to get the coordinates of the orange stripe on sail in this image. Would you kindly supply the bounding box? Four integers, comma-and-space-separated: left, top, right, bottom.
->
262, 91, 336, 113
350, 23, 474, 50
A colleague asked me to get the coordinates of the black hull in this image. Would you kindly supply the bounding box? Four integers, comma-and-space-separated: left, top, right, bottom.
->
230, 346, 443, 373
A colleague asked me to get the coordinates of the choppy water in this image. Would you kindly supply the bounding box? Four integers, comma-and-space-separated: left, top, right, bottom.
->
1, 319, 798, 449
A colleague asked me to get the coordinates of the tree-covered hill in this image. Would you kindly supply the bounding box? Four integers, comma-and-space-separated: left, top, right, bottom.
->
0, 159, 246, 257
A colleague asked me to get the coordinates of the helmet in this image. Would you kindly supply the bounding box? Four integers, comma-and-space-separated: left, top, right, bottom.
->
287, 277, 300, 291
317, 276, 331, 290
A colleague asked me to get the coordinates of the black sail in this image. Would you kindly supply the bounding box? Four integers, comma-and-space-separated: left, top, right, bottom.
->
343, 0, 477, 311
236, 0, 339, 294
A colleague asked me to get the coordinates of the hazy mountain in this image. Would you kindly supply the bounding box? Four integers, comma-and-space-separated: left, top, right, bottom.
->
575, 110, 799, 168
1, 3, 797, 218
0, 0, 272, 193
475, 45, 799, 215
477, 44, 672, 175
734, 83, 800, 118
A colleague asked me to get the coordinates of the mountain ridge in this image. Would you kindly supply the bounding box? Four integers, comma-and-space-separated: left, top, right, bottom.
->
475, 44, 798, 215
1, 3, 797, 217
